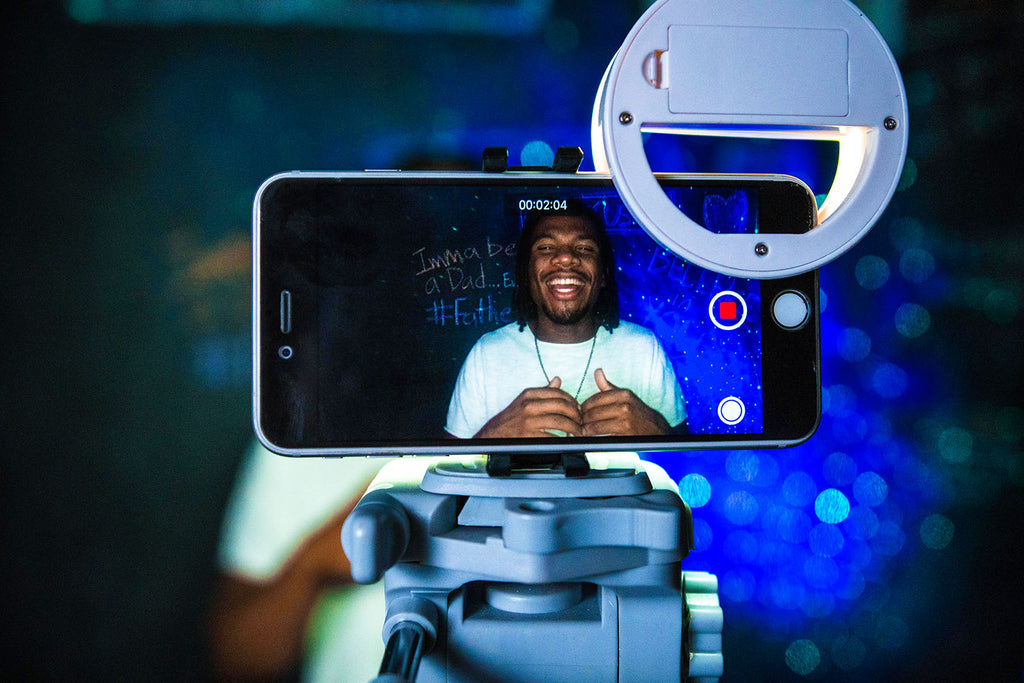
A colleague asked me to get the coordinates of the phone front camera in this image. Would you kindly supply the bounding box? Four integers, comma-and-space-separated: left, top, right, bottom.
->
278, 345, 293, 360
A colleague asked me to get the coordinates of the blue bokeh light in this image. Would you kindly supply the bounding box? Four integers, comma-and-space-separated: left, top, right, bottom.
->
837, 327, 872, 362
815, 488, 851, 524
871, 521, 907, 557
875, 615, 910, 650
692, 517, 714, 552
855, 255, 891, 290
723, 490, 760, 526
785, 639, 821, 676
845, 505, 881, 540
777, 508, 812, 544
726, 451, 760, 483
809, 523, 845, 557
767, 572, 805, 610
832, 635, 867, 671
721, 568, 757, 603
823, 452, 858, 487
871, 363, 910, 399
801, 589, 836, 618
938, 427, 973, 464
894, 302, 931, 338
853, 472, 889, 507
750, 453, 779, 488
783, 471, 818, 507
824, 384, 858, 418
836, 568, 867, 601
919, 513, 955, 550
519, 140, 554, 167
679, 473, 712, 508
804, 556, 840, 589
899, 248, 936, 283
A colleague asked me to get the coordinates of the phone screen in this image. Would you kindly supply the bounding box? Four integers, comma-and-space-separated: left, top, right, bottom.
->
255, 173, 819, 455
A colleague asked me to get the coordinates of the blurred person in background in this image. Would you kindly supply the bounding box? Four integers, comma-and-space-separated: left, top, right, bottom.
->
207, 442, 387, 682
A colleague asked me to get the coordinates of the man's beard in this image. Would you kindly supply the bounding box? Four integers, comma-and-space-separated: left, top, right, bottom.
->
539, 299, 594, 327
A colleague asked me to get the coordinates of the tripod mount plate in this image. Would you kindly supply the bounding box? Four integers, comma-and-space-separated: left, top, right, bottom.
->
421, 453, 654, 498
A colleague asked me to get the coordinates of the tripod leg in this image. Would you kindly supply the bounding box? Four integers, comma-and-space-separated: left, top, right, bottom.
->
370, 596, 440, 683
373, 622, 425, 683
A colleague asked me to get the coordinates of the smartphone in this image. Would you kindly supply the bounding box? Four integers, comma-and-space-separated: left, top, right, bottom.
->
254, 172, 820, 456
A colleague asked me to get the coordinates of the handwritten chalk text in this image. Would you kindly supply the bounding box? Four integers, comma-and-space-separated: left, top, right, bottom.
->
425, 295, 513, 327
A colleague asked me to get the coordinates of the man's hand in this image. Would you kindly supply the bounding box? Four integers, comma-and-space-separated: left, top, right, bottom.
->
474, 377, 584, 438
581, 368, 670, 436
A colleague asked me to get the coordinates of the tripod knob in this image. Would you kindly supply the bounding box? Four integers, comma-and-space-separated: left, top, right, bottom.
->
341, 491, 411, 584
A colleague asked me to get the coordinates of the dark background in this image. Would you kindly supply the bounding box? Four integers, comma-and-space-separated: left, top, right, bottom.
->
1, 1, 1021, 680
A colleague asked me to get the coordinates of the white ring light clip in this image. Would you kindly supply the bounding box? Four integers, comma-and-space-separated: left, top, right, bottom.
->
592, 0, 908, 279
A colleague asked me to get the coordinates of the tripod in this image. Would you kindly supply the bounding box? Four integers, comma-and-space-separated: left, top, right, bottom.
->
341, 452, 723, 682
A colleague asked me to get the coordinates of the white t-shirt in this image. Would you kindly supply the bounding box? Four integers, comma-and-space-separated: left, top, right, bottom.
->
445, 321, 686, 438
217, 442, 391, 683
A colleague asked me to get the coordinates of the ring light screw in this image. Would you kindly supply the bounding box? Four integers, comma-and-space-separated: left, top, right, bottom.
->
755, 242, 769, 256
884, 116, 898, 130
619, 111, 634, 125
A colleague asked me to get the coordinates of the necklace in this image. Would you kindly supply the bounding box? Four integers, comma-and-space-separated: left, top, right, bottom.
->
533, 330, 598, 401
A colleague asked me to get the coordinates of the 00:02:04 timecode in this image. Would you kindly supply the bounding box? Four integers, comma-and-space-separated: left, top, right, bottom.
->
518, 199, 569, 211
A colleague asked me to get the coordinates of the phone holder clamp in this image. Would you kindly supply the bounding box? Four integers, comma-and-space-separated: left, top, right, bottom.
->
482, 146, 584, 174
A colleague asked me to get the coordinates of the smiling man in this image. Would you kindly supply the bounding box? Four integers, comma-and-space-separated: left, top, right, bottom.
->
445, 201, 687, 439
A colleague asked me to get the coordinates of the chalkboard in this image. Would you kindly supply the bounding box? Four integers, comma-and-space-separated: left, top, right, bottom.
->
315, 183, 526, 442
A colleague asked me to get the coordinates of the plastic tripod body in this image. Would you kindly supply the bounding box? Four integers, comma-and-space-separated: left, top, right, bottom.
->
341, 454, 724, 682
592, 0, 908, 278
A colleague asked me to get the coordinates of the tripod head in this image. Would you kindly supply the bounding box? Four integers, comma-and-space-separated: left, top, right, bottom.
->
342, 452, 723, 682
